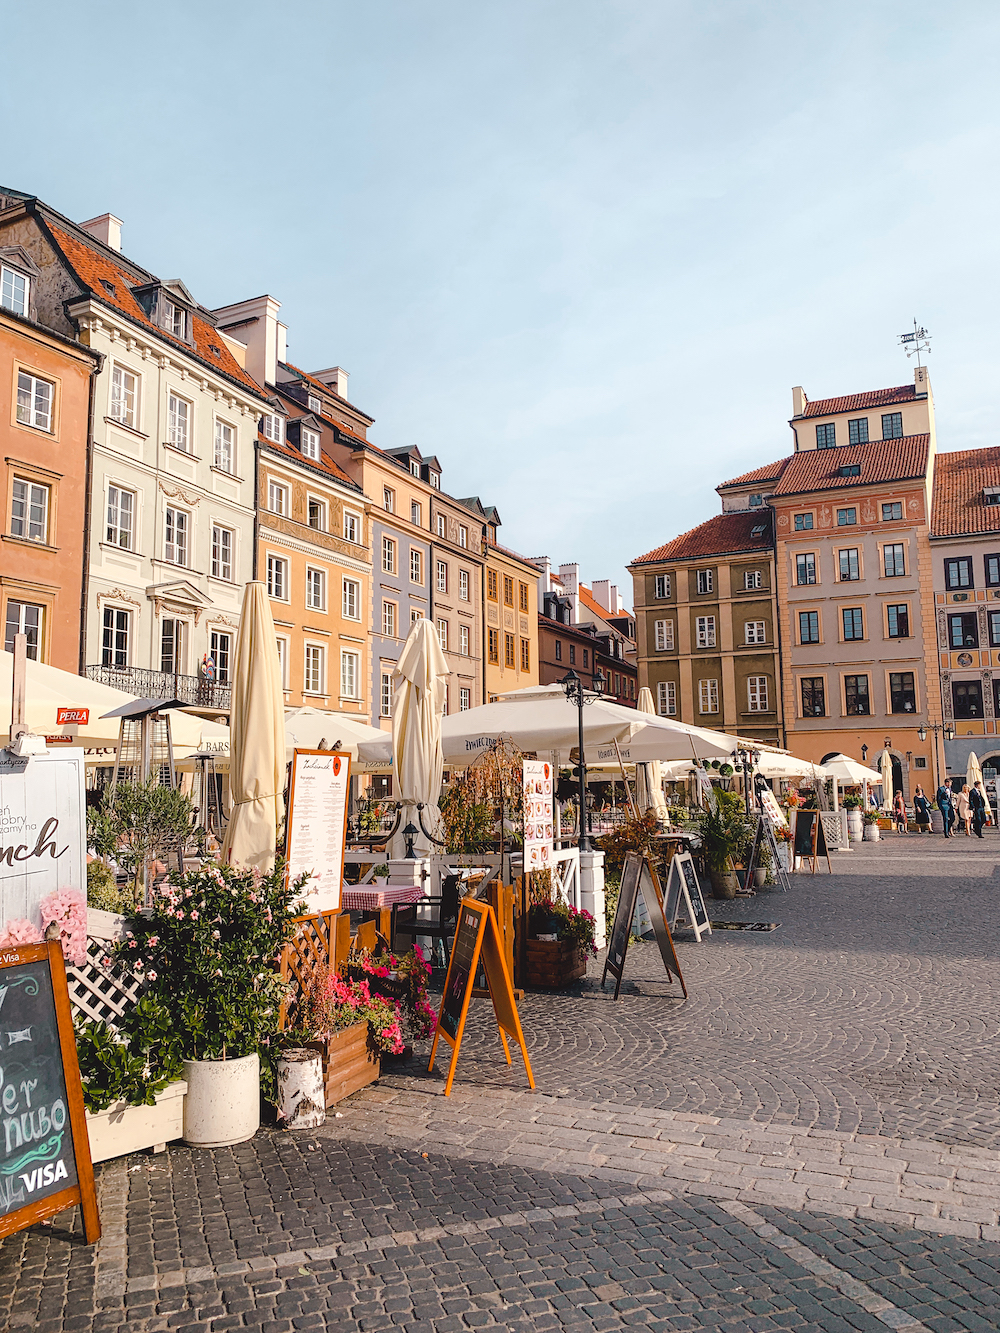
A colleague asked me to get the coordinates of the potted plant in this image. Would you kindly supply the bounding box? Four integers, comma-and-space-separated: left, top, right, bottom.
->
696, 803, 743, 899
299, 967, 405, 1105
115, 859, 307, 1148
842, 792, 864, 842
345, 945, 438, 1051
526, 897, 596, 988
862, 810, 881, 842
774, 824, 792, 871
87, 778, 194, 908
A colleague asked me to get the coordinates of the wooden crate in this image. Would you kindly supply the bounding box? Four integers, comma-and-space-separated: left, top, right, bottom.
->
309, 1022, 380, 1106
526, 940, 588, 989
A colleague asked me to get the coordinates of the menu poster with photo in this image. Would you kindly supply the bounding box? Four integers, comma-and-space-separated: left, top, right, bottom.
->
285, 750, 351, 912
758, 785, 788, 830
522, 760, 554, 872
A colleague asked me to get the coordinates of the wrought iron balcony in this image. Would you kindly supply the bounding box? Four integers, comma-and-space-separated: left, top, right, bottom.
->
85, 664, 231, 711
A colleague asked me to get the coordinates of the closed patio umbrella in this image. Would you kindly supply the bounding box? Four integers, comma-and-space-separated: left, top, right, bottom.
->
634, 687, 668, 822
967, 750, 983, 791
879, 748, 894, 810
221, 582, 285, 872
390, 618, 449, 858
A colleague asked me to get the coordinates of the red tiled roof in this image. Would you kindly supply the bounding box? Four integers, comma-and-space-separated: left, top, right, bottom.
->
931, 447, 1000, 538
631, 511, 772, 565
718, 457, 791, 490
280, 361, 374, 425
800, 384, 916, 418
770, 435, 930, 497
47, 225, 267, 399
258, 433, 360, 491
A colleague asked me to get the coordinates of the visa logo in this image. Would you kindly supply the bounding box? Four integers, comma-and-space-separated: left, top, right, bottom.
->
19, 1160, 68, 1192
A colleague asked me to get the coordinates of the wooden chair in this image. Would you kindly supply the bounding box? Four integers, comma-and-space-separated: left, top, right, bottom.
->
394, 874, 462, 968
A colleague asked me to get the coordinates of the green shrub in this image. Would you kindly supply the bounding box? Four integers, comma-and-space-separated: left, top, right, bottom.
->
86, 859, 139, 914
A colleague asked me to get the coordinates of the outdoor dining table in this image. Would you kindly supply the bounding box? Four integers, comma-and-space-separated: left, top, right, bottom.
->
341, 883, 425, 948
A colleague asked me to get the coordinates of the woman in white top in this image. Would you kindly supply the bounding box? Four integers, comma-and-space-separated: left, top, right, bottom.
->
957, 784, 972, 836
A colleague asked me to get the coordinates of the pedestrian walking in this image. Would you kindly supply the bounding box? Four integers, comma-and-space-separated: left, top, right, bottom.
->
893, 789, 908, 834
936, 778, 955, 837
913, 785, 931, 833
957, 784, 972, 836
970, 781, 987, 839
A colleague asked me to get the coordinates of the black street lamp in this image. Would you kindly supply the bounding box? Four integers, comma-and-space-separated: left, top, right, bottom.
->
560, 668, 606, 851
737, 747, 762, 815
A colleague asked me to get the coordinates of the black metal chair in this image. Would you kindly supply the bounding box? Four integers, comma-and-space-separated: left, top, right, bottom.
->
394, 874, 462, 969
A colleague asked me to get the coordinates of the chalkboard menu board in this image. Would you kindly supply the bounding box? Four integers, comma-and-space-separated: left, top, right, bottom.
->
681, 857, 709, 930
602, 854, 642, 999
792, 809, 829, 872
0, 942, 99, 1243
439, 903, 482, 1040
663, 852, 710, 943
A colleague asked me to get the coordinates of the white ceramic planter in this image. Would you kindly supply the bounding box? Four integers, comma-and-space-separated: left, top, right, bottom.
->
85, 1080, 187, 1164
182, 1053, 260, 1148
863, 824, 880, 842
847, 810, 863, 842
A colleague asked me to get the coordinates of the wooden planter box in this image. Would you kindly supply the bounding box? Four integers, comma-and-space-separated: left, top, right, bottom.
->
85, 1079, 187, 1164
527, 939, 588, 989
309, 1022, 380, 1106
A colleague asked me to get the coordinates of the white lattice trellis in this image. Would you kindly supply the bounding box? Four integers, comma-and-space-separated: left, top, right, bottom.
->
67, 909, 142, 1029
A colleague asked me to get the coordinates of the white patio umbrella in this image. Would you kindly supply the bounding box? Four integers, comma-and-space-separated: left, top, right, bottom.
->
821, 753, 884, 785
390, 618, 449, 858
634, 687, 669, 821
221, 582, 285, 872
967, 750, 983, 790
879, 747, 894, 810
284, 706, 388, 760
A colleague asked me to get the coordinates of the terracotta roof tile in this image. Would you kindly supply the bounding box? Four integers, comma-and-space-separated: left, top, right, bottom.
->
47, 225, 267, 399
770, 435, 930, 497
632, 511, 773, 565
800, 384, 916, 417
931, 447, 1000, 538
718, 457, 791, 490
259, 432, 360, 491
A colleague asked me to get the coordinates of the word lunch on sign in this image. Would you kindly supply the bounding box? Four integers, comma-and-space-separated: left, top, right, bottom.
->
0, 941, 99, 1243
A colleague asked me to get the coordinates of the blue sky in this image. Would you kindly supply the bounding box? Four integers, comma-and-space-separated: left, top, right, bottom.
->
4, 2, 998, 598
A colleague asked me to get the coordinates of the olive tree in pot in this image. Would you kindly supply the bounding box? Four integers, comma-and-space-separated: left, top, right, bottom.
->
87, 778, 195, 909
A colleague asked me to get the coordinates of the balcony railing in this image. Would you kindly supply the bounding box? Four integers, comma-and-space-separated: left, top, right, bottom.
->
85, 665, 231, 711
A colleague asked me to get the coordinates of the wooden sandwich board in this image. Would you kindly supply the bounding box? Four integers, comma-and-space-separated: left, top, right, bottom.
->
428, 899, 534, 1097
662, 851, 712, 942
0, 941, 101, 1244
792, 809, 831, 875
602, 852, 687, 1000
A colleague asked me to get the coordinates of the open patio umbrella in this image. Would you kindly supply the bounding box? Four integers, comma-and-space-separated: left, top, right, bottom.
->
634, 687, 669, 822
221, 582, 285, 872
967, 750, 983, 791
390, 618, 449, 857
284, 706, 388, 759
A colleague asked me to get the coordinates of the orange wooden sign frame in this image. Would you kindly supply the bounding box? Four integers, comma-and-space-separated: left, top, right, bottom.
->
429, 899, 534, 1097
0, 941, 100, 1244
285, 749, 352, 911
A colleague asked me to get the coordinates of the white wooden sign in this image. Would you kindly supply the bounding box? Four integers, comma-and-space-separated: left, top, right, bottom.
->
522, 760, 554, 871
285, 750, 351, 913
0, 749, 86, 930
758, 785, 788, 829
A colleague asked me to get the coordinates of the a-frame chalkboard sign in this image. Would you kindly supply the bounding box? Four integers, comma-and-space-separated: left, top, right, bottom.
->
0, 941, 100, 1244
662, 851, 712, 941
602, 852, 687, 1000
429, 899, 534, 1096
792, 809, 832, 874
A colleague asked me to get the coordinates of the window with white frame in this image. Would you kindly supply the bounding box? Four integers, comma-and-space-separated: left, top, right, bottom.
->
382, 600, 396, 637
307, 394, 322, 412
745, 620, 766, 644
380, 671, 392, 717
744, 570, 762, 590
654, 574, 671, 599
382, 535, 395, 573
167, 392, 191, 451
1, 264, 29, 315
307, 497, 326, 530
261, 412, 284, 443
410, 608, 423, 624
343, 578, 360, 619
161, 296, 186, 339
4, 600, 42, 659
410, 459, 420, 478
101, 606, 130, 668
16, 371, 53, 431
411, 499, 421, 526
110, 364, 138, 428
214, 419, 235, 472
436, 560, 447, 593
747, 676, 768, 711
654, 619, 673, 651
383, 486, 395, 513
429, 472, 439, 489
698, 678, 719, 713
164, 507, 188, 565
306, 566, 326, 610
343, 510, 359, 543
210, 630, 232, 683
10, 479, 48, 543
436, 514, 446, 537
266, 553, 287, 599
437, 617, 448, 651
267, 479, 288, 515
459, 569, 469, 601
458, 524, 468, 548
341, 650, 359, 699
410, 548, 422, 583
304, 644, 324, 694
696, 569, 713, 594
300, 427, 320, 461
657, 680, 676, 716
275, 636, 288, 688
211, 524, 234, 581
106, 485, 135, 549
460, 687, 471, 711
460, 624, 469, 655
696, 615, 716, 648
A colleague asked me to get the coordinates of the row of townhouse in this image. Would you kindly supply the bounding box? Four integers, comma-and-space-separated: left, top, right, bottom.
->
0, 186, 541, 730
631, 365, 1000, 794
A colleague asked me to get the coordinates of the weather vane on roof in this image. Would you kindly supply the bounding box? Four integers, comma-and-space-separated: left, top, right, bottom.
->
898, 319, 931, 367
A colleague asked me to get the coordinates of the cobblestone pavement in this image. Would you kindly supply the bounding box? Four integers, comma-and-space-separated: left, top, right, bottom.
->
3, 838, 999, 1332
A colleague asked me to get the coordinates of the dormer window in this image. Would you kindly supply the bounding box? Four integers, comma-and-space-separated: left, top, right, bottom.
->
261, 413, 284, 444
100, 279, 117, 297
1, 263, 28, 316
301, 427, 320, 461
410, 460, 420, 478
307, 394, 322, 413
984, 488, 1000, 506
749, 493, 763, 507
751, 525, 766, 538
428, 472, 440, 489
838, 463, 861, 477
161, 296, 187, 339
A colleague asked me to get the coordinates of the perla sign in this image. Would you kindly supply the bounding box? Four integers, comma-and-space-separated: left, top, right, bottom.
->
0, 750, 85, 930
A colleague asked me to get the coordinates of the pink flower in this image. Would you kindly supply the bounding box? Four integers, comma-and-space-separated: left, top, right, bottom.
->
190, 911, 199, 920
0, 919, 44, 948
146, 970, 157, 981
148, 936, 159, 946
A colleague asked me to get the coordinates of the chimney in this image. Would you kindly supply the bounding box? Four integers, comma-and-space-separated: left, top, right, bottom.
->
211, 295, 284, 390
591, 579, 612, 612
80, 213, 123, 252
311, 367, 350, 399
791, 386, 807, 417
914, 364, 930, 395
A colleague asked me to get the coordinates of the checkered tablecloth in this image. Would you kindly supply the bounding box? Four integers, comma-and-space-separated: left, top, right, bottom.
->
341, 884, 425, 912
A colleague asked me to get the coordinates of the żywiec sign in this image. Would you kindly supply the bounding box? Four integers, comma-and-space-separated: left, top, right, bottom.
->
0, 750, 86, 931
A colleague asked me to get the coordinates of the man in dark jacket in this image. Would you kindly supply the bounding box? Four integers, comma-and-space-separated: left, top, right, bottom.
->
936, 779, 955, 837
970, 782, 987, 838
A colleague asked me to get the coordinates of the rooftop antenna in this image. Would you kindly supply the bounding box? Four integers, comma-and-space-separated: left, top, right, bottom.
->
898, 318, 931, 368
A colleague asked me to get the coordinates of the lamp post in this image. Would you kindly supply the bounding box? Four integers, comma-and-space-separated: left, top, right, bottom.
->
917, 721, 955, 793
737, 747, 762, 815
560, 668, 606, 851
